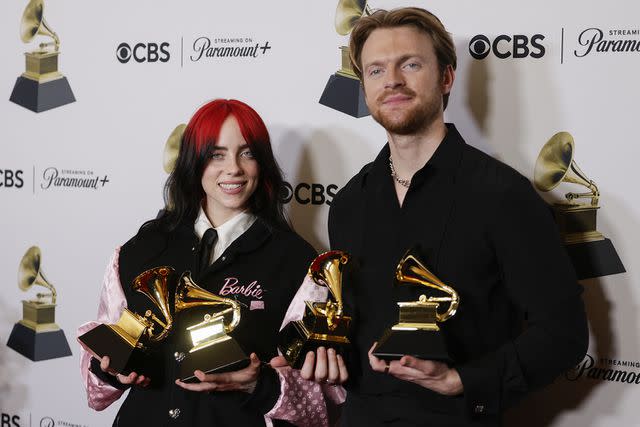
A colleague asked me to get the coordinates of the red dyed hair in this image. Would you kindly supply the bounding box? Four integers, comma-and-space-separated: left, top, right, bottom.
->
161, 99, 288, 230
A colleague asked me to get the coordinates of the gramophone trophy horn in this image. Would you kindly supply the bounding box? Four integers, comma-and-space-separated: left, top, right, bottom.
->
10, 0, 75, 112
175, 272, 248, 382
278, 251, 352, 369
372, 249, 459, 362
532, 131, 625, 279
7, 246, 71, 361
163, 124, 186, 174
78, 266, 176, 375
319, 0, 371, 117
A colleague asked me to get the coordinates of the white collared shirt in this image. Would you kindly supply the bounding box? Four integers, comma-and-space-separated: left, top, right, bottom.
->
194, 208, 257, 265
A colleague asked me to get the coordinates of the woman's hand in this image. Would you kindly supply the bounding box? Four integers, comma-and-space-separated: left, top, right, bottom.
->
99, 355, 150, 387
174, 353, 261, 393
271, 347, 348, 385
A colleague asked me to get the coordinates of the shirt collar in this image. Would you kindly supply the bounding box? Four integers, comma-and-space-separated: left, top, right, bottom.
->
194, 208, 257, 263
365, 123, 465, 188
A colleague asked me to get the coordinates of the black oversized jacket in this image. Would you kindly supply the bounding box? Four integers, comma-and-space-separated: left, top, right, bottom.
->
93, 218, 316, 427
328, 124, 589, 426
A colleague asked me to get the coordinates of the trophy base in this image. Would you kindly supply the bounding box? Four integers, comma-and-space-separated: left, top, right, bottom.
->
179, 336, 249, 382
7, 322, 71, 361
9, 75, 76, 113
372, 328, 452, 364
278, 320, 350, 369
78, 324, 147, 376
566, 238, 626, 280
319, 73, 369, 118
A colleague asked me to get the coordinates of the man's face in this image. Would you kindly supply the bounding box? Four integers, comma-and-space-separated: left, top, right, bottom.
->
360, 26, 453, 135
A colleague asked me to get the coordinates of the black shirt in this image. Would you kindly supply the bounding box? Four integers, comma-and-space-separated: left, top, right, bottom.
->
329, 124, 588, 426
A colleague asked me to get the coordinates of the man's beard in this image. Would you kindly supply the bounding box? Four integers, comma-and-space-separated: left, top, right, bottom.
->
370, 88, 442, 136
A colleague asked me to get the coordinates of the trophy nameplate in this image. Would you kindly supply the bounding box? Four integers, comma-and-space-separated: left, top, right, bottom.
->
534, 132, 625, 279
175, 272, 249, 382
372, 249, 459, 363
279, 251, 352, 369
318, 0, 370, 118
7, 246, 71, 361
9, 0, 75, 112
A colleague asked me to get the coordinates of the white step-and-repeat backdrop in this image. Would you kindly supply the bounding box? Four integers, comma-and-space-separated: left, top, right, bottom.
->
1, 1, 638, 426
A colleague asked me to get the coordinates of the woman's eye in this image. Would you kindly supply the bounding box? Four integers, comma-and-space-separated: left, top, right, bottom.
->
240, 150, 254, 159
210, 152, 224, 160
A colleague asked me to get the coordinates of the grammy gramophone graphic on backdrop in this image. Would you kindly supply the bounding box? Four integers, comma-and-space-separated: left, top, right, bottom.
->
534, 132, 625, 279
9, 0, 75, 112
6, 246, 72, 361
319, 0, 371, 118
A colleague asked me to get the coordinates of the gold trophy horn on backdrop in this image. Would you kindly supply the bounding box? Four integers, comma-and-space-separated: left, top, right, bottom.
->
372, 248, 459, 362
534, 132, 624, 279
7, 246, 72, 361
279, 251, 352, 369
163, 124, 186, 174
319, 0, 371, 117
174, 272, 248, 381
78, 266, 176, 375
9, 0, 75, 112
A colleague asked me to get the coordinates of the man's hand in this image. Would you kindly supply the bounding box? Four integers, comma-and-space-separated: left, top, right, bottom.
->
269, 347, 349, 385
174, 352, 261, 393
368, 343, 463, 396
100, 355, 150, 387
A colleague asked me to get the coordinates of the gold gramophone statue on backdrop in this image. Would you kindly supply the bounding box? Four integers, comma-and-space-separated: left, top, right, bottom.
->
534, 132, 625, 279
9, 0, 75, 112
78, 266, 176, 375
372, 249, 459, 362
278, 251, 352, 369
163, 124, 186, 174
7, 246, 72, 361
175, 272, 248, 382
319, 0, 371, 117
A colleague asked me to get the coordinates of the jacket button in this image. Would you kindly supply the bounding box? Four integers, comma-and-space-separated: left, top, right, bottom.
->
221, 256, 226, 261
474, 404, 485, 414
174, 352, 185, 362
169, 408, 181, 419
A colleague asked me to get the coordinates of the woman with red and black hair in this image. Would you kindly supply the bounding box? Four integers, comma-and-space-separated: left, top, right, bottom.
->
78, 99, 347, 427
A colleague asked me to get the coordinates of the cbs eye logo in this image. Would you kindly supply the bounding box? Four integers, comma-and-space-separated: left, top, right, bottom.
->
469, 34, 545, 59
116, 42, 171, 63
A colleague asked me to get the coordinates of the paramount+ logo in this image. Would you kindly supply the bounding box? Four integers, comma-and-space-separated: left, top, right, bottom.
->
469, 34, 545, 59
116, 42, 170, 64
282, 182, 338, 206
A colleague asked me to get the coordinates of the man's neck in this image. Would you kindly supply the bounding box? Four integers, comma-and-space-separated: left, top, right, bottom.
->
387, 119, 447, 178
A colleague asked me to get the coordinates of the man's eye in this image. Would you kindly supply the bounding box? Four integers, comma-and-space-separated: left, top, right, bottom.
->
404, 62, 420, 70
368, 68, 382, 77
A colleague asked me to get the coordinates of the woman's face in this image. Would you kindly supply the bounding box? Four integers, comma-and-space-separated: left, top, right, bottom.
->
201, 116, 259, 226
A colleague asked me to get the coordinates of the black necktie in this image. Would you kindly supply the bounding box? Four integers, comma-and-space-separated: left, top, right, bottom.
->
198, 228, 217, 273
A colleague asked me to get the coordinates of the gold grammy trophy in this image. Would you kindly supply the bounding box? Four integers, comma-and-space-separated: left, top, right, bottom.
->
175, 272, 248, 382
163, 124, 186, 174
7, 246, 71, 361
534, 132, 625, 279
9, 0, 75, 112
78, 266, 176, 375
278, 251, 352, 369
372, 249, 459, 362
319, 0, 371, 117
